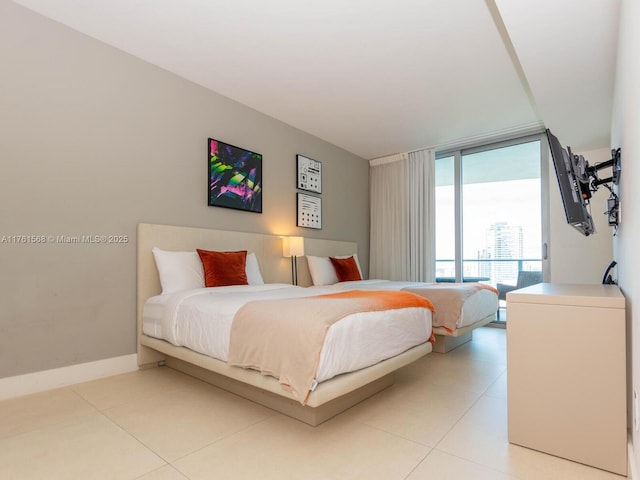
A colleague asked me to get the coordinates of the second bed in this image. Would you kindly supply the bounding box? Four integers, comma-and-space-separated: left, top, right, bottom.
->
301, 255, 498, 353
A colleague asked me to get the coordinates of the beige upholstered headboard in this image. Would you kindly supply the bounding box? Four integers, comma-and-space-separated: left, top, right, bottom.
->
295, 238, 360, 287
136, 223, 358, 363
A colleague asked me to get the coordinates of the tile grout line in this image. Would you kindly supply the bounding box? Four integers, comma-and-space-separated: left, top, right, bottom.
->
0, 387, 102, 443
131, 464, 188, 480
70, 366, 281, 471
166, 411, 277, 467
401, 448, 436, 480
342, 336, 509, 461
92, 408, 171, 469
400, 338, 509, 479
430, 366, 506, 452
424, 365, 519, 478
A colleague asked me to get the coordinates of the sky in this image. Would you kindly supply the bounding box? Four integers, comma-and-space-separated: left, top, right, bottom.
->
436, 179, 542, 259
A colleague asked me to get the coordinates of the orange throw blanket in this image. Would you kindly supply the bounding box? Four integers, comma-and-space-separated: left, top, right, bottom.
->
227, 290, 434, 404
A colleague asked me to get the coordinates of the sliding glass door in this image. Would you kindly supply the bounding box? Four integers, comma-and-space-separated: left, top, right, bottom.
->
435, 135, 548, 321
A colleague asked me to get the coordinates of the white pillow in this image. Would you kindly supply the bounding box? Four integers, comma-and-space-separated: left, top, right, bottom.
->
152, 247, 204, 294
152, 248, 265, 294
306, 254, 362, 286
245, 252, 265, 285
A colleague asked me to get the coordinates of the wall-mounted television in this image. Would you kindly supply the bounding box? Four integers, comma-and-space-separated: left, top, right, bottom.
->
546, 129, 595, 236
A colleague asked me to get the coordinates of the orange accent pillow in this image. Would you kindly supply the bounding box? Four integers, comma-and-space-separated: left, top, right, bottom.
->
196, 249, 248, 287
329, 256, 363, 282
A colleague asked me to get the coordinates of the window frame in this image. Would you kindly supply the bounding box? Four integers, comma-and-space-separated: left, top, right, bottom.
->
435, 132, 550, 284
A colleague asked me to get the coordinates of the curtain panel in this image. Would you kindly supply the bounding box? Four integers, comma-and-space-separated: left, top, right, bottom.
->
369, 150, 435, 281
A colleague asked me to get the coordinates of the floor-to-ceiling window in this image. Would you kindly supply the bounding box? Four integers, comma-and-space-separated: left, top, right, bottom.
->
435, 134, 548, 322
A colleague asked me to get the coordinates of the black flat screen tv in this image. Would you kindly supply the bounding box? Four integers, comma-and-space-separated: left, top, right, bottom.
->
546, 129, 595, 236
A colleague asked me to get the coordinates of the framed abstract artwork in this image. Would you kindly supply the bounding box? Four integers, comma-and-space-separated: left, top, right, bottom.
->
208, 138, 262, 213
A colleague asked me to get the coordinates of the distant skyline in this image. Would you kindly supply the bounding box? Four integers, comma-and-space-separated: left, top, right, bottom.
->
436, 178, 541, 259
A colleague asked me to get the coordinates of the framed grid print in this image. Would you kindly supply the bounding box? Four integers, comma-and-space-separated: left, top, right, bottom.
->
296, 154, 322, 194
297, 193, 322, 229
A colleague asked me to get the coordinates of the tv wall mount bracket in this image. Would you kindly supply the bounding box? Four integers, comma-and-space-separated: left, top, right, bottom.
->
578, 148, 622, 228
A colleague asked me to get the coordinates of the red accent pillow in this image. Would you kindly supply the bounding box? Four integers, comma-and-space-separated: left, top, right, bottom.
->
329, 256, 363, 282
196, 249, 248, 287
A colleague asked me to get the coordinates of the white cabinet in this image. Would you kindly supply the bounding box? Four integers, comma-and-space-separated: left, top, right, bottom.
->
506, 283, 626, 475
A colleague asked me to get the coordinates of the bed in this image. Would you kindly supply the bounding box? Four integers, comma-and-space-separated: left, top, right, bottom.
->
137, 224, 434, 426
299, 256, 499, 353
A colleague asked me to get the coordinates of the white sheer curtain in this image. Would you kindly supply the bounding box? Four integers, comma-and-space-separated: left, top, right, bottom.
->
369, 149, 435, 281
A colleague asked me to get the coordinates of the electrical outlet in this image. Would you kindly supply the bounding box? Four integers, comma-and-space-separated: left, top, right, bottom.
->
634, 390, 638, 432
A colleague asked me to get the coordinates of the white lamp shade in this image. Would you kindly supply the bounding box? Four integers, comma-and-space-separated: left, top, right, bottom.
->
283, 236, 305, 257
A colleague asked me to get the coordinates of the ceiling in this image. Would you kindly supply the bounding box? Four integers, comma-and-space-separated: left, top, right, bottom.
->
12, 0, 621, 159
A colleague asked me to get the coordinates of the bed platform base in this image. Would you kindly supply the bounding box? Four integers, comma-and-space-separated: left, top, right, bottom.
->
432, 331, 473, 353
140, 335, 431, 426
431, 313, 495, 353
167, 358, 394, 426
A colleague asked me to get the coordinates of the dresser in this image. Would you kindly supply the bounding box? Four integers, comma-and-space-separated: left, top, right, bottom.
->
506, 283, 626, 475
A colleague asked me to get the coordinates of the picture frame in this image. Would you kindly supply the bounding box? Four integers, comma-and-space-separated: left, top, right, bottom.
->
296, 154, 322, 194
297, 193, 322, 229
208, 138, 262, 213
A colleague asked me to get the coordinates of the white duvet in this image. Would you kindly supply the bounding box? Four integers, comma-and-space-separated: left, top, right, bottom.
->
142, 284, 432, 383
311, 279, 498, 329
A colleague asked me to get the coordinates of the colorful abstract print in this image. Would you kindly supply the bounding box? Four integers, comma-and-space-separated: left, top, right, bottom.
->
208, 139, 262, 213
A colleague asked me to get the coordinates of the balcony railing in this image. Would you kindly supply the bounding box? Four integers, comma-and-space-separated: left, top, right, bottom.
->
435, 258, 542, 286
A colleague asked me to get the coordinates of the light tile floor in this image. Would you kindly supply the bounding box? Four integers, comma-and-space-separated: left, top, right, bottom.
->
0, 328, 627, 479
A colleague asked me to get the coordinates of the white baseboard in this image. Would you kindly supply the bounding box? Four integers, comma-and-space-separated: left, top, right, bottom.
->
0, 354, 138, 401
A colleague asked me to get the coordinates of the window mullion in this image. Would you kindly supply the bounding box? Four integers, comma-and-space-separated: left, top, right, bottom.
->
454, 151, 463, 282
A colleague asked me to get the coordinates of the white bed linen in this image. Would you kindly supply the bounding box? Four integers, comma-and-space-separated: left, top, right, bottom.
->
142, 284, 432, 383
312, 279, 497, 329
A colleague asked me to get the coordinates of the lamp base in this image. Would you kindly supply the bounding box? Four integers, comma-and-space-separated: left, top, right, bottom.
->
291, 256, 298, 285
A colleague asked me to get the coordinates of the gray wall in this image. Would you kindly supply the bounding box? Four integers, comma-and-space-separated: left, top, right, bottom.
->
0, 2, 369, 378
